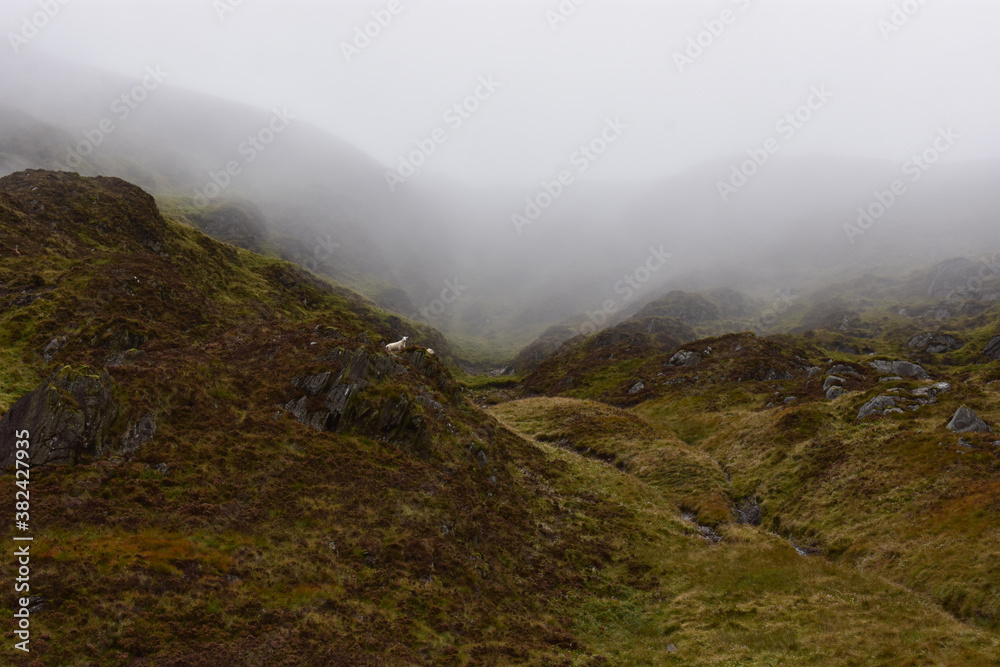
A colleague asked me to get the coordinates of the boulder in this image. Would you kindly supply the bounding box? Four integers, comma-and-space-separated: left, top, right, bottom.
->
946, 406, 993, 434
668, 350, 702, 367
858, 396, 897, 420
908, 333, 963, 354
823, 376, 845, 392
868, 360, 930, 379
825, 386, 846, 400
0, 366, 119, 468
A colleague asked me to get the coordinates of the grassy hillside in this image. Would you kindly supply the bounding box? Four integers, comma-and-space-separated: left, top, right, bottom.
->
0, 171, 627, 663
3, 170, 1000, 664
512, 259, 1000, 645
491, 398, 1000, 664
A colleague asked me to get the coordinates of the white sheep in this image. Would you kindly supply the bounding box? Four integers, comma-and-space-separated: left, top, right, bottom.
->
426, 348, 435, 356
385, 336, 409, 353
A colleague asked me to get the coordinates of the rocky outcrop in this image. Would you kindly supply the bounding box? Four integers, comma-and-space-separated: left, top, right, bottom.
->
120, 413, 157, 453
908, 333, 964, 354
823, 376, 846, 392
284, 347, 452, 456
857, 382, 951, 420
0, 366, 120, 468
868, 360, 930, 380
668, 350, 702, 367
824, 376, 847, 400
858, 396, 899, 420
946, 407, 993, 434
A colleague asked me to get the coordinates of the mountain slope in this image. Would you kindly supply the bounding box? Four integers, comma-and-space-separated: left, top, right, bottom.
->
0, 170, 617, 662
3, 171, 999, 663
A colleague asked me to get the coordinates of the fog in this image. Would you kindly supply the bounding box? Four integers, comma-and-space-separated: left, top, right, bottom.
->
2, 0, 1000, 359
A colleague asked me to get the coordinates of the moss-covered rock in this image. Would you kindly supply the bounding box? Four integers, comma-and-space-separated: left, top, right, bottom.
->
0, 365, 119, 467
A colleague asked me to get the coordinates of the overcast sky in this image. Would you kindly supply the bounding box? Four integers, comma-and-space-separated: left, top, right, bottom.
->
4, 0, 1000, 186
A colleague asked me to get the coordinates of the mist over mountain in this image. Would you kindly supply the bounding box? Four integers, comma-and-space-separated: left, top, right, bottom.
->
5, 51, 999, 364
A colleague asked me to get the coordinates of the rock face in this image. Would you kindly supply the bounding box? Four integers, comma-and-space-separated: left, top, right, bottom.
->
0, 366, 120, 468
868, 360, 930, 380
984, 336, 1000, 361
947, 407, 993, 434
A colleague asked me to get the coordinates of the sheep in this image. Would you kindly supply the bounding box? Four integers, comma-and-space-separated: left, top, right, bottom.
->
426, 348, 435, 356
385, 336, 408, 353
